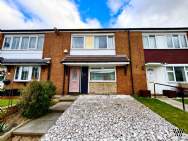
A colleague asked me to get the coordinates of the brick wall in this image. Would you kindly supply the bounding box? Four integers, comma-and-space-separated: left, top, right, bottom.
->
115, 31, 132, 94
43, 32, 71, 95
0, 32, 4, 49
89, 82, 117, 94
130, 32, 147, 94
115, 31, 147, 95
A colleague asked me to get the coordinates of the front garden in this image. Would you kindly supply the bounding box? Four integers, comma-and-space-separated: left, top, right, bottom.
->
0, 81, 56, 138
134, 96, 188, 133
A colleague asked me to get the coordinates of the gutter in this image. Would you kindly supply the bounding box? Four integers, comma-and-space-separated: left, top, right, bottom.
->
128, 30, 135, 95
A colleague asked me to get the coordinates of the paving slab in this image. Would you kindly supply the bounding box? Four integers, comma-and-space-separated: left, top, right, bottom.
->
42, 95, 188, 141
59, 95, 78, 102
158, 97, 188, 112
13, 113, 61, 136
50, 102, 73, 112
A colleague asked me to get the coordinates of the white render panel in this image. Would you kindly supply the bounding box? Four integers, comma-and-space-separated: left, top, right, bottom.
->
70, 49, 115, 55
0, 50, 43, 59
146, 66, 177, 94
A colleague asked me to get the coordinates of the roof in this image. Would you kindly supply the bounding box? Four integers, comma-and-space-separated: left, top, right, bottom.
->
1, 27, 188, 33
0, 59, 50, 65
61, 55, 129, 63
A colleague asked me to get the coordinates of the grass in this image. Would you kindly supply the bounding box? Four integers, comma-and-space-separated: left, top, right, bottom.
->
0, 99, 19, 107
134, 96, 188, 133
175, 99, 188, 105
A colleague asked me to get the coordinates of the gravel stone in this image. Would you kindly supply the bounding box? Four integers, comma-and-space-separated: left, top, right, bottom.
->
41, 95, 188, 141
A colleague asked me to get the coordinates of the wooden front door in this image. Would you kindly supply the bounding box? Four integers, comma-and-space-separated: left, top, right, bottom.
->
69, 67, 80, 93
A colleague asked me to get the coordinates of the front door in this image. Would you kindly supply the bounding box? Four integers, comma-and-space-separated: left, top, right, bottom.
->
81, 67, 88, 94
69, 67, 80, 93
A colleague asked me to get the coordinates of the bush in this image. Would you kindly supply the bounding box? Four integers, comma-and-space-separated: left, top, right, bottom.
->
19, 81, 56, 118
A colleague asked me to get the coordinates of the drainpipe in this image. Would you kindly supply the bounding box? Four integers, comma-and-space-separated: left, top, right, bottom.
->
128, 30, 135, 95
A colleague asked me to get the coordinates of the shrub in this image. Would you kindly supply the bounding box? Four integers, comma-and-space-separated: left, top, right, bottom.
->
19, 81, 56, 118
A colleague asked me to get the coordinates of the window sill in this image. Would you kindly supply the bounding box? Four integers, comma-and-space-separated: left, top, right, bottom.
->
13, 80, 31, 82
71, 48, 115, 50
89, 81, 116, 83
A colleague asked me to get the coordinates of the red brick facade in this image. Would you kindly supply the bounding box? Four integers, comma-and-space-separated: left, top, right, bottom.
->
0, 30, 148, 95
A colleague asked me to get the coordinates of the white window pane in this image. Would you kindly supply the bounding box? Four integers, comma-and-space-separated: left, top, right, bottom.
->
180, 35, 187, 47
94, 36, 107, 49
90, 69, 115, 81
149, 36, 156, 48
21, 37, 29, 49
185, 67, 188, 71
3, 37, 11, 49
32, 66, 39, 80
108, 36, 114, 49
21, 67, 29, 80
72, 37, 84, 48
29, 37, 37, 49
11, 37, 20, 49
166, 67, 173, 71
15, 67, 20, 80
37, 36, 44, 50
167, 36, 173, 48
174, 67, 186, 82
168, 72, 175, 81
156, 35, 167, 49
143, 36, 149, 49
173, 35, 180, 48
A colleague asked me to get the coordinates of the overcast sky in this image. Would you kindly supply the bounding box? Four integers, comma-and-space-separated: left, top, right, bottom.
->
1, 0, 188, 29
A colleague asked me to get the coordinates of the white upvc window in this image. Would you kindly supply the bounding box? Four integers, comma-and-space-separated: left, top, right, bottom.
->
14, 66, 41, 82
89, 67, 116, 82
71, 34, 115, 49
2, 35, 44, 50
166, 66, 188, 82
143, 33, 188, 49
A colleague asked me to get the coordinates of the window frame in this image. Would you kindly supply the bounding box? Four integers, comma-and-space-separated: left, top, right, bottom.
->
143, 33, 188, 49
166, 66, 188, 83
71, 33, 115, 49
2, 34, 45, 51
14, 66, 41, 82
89, 67, 116, 82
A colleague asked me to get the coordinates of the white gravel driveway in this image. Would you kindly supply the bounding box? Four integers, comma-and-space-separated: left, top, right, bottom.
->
42, 95, 188, 141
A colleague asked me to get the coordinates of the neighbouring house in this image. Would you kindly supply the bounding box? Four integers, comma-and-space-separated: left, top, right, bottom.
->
0, 28, 187, 95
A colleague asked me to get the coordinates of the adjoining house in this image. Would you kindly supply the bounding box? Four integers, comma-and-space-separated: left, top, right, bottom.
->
0, 28, 187, 95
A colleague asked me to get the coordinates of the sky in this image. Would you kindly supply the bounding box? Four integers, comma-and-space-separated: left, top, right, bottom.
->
0, 0, 188, 29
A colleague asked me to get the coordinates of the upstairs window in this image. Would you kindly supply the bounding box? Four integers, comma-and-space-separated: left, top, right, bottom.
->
3, 37, 11, 49
94, 36, 107, 48
72, 37, 84, 48
2, 35, 44, 50
71, 34, 115, 49
143, 33, 188, 49
14, 66, 40, 81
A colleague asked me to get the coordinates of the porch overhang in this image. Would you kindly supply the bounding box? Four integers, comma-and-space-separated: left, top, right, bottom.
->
0, 58, 51, 66
61, 55, 130, 66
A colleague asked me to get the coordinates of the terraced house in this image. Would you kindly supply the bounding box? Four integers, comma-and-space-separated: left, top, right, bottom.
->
0, 28, 188, 95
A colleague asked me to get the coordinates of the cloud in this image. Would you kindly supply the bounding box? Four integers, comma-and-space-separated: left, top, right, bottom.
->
110, 0, 188, 27
0, 0, 102, 29
107, 0, 130, 15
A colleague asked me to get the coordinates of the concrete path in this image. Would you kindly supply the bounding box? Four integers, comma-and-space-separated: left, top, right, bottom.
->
157, 97, 188, 112
13, 113, 61, 136
42, 95, 188, 141
50, 102, 73, 112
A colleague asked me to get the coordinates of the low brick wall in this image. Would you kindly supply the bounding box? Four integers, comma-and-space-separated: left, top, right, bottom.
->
89, 82, 117, 94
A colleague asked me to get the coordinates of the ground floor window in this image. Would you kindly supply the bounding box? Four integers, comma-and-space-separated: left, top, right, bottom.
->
166, 66, 188, 82
14, 66, 40, 81
89, 67, 116, 82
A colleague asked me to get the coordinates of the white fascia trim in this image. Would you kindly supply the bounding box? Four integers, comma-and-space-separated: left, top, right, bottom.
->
145, 63, 163, 66
63, 62, 129, 65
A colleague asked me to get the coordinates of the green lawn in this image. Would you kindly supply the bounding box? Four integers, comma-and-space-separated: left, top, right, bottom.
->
175, 99, 188, 105
0, 99, 19, 107
134, 96, 188, 133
